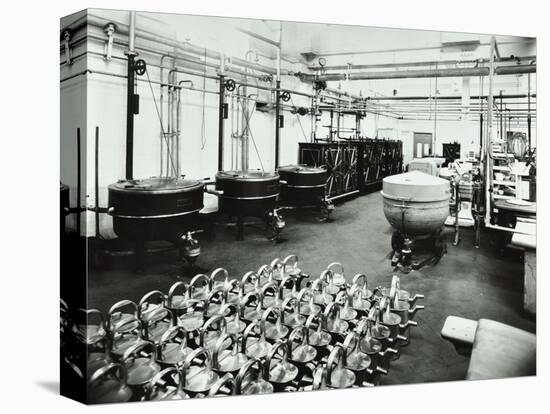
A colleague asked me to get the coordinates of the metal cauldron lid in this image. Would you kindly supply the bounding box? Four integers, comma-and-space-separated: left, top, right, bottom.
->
216, 169, 279, 181
382, 171, 450, 202
278, 164, 327, 174
109, 177, 203, 193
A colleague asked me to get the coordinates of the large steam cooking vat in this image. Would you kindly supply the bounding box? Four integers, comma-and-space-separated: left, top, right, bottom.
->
215, 170, 280, 217
108, 177, 204, 241
381, 171, 450, 237
278, 165, 327, 206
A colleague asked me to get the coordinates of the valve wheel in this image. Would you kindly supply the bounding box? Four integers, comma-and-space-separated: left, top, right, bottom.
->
224, 79, 236, 92
280, 91, 291, 102
134, 59, 147, 75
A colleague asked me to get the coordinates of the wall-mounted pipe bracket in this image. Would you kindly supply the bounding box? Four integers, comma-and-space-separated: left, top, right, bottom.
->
103, 23, 117, 61
62, 29, 73, 65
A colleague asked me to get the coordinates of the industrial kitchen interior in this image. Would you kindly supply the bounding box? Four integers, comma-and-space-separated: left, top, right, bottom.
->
59, 8, 537, 404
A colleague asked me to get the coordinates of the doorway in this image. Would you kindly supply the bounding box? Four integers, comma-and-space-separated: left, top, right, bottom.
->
413, 132, 433, 158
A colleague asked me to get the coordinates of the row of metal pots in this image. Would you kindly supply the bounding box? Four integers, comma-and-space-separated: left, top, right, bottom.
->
61, 256, 424, 403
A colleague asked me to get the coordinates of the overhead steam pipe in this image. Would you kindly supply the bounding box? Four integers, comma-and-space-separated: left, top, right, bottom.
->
310, 64, 536, 82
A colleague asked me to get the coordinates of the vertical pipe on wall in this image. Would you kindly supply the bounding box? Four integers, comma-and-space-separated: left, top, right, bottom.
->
76, 128, 81, 237
527, 73, 531, 149
274, 46, 281, 168
94, 126, 100, 238
218, 54, 226, 172
484, 36, 496, 226
125, 11, 137, 180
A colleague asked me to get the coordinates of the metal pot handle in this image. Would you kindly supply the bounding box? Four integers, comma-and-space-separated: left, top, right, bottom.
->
159, 325, 188, 351
89, 362, 128, 386
323, 302, 341, 327
181, 347, 211, 387
261, 306, 282, 329
326, 344, 346, 386
122, 339, 157, 363
138, 290, 166, 319
257, 264, 273, 285
241, 271, 258, 295
167, 282, 187, 307
212, 333, 238, 370
208, 373, 235, 397
260, 281, 279, 308
73, 308, 105, 340
305, 310, 323, 334
281, 295, 300, 320
264, 340, 289, 374
199, 314, 227, 346
282, 254, 299, 274
210, 268, 229, 289
270, 258, 283, 279
108, 300, 138, 320
241, 320, 266, 353
146, 366, 182, 398
235, 357, 265, 394
207, 285, 228, 309
186, 274, 211, 300
279, 275, 296, 299
342, 331, 360, 355
219, 302, 240, 325
326, 262, 344, 277
352, 273, 369, 298
288, 325, 309, 351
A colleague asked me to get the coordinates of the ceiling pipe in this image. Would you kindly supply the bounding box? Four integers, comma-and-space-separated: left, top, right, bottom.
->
366, 93, 535, 101
312, 64, 535, 82
308, 55, 536, 71
85, 13, 292, 77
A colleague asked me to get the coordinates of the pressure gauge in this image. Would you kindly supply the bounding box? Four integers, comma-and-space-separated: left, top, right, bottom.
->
318, 57, 326, 67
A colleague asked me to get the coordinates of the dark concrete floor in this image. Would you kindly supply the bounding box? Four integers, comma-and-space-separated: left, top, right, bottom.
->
88, 192, 536, 385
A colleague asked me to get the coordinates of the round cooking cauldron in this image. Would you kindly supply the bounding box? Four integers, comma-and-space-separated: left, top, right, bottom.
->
277, 165, 327, 207
381, 171, 450, 237
108, 177, 204, 241
215, 170, 280, 218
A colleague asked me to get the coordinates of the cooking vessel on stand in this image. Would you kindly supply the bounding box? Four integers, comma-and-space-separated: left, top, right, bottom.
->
263, 306, 290, 342
323, 302, 349, 342
326, 262, 347, 289
282, 254, 309, 289
241, 319, 273, 359
305, 312, 332, 360
87, 363, 133, 404
208, 373, 236, 397
356, 317, 398, 372
146, 366, 189, 401
264, 340, 299, 392
177, 299, 206, 343
211, 333, 249, 376
342, 331, 387, 386
235, 357, 274, 395
107, 300, 143, 359
138, 290, 172, 344
122, 340, 162, 401
180, 348, 219, 396
198, 314, 228, 352
155, 326, 193, 368
387, 284, 424, 347
315, 344, 356, 389
186, 274, 211, 301
166, 282, 188, 322
280, 296, 306, 328
310, 276, 334, 308
296, 287, 321, 317
334, 290, 358, 322
210, 268, 230, 290
351, 273, 373, 302
220, 303, 247, 334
